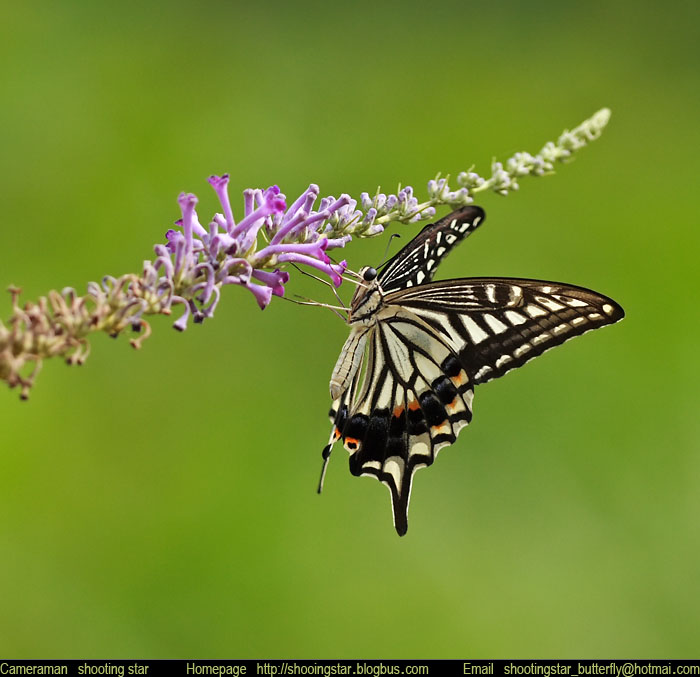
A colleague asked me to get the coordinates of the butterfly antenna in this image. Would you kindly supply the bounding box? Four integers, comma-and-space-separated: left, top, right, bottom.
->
376, 233, 402, 271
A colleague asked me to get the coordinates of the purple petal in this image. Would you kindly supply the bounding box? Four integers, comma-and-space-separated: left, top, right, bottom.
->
243, 189, 255, 217
217, 258, 252, 284
364, 224, 384, 236
177, 192, 199, 267
211, 231, 237, 256
208, 174, 236, 232
270, 209, 308, 245
198, 285, 221, 319
285, 184, 319, 220
363, 207, 378, 224
165, 228, 179, 253
256, 238, 329, 264
232, 188, 288, 240
153, 254, 174, 279
193, 263, 215, 303
244, 282, 273, 309
190, 208, 208, 238
277, 253, 347, 287
154, 244, 170, 258
325, 235, 352, 249
251, 268, 290, 297
263, 185, 287, 213
171, 235, 186, 276
172, 296, 191, 331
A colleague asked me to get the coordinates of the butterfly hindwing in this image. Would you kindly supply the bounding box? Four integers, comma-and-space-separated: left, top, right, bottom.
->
328, 313, 475, 535
377, 205, 485, 294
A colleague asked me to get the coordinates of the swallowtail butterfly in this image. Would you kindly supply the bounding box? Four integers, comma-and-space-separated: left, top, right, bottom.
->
319, 206, 624, 536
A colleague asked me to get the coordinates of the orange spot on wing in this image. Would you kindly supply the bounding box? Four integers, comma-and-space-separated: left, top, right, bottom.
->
393, 405, 404, 418
431, 422, 450, 434
450, 370, 468, 387
408, 398, 421, 411
333, 428, 341, 440
446, 396, 461, 413
344, 437, 360, 451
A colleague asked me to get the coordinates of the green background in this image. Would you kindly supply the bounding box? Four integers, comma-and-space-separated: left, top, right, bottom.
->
0, 0, 698, 658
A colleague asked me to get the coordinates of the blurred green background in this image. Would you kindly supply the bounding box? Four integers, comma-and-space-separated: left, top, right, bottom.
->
0, 0, 698, 659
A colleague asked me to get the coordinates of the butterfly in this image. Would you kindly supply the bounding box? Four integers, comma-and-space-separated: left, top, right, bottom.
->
318, 206, 624, 536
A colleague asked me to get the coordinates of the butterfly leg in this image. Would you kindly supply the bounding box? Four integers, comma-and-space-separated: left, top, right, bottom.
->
288, 262, 351, 309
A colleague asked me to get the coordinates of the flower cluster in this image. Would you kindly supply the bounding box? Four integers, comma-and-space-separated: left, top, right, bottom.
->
0, 108, 611, 398
165, 179, 357, 319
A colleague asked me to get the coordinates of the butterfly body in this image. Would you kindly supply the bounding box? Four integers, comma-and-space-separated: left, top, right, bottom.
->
320, 206, 624, 536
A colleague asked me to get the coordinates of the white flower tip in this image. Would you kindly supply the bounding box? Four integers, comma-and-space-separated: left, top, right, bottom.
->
592, 108, 611, 128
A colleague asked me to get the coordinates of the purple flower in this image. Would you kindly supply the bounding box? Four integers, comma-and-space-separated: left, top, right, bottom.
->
244, 282, 273, 310
164, 176, 358, 320
274, 254, 347, 287
251, 269, 290, 297
208, 174, 235, 232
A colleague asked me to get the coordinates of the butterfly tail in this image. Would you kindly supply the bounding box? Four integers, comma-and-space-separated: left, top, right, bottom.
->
348, 443, 415, 537
389, 485, 410, 537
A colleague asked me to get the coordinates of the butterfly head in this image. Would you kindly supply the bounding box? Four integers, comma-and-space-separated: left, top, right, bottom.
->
348, 266, 383, 325
362, 267, 377, 282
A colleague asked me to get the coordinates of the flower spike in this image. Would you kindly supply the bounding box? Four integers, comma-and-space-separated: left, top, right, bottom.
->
0, 108, 611, 397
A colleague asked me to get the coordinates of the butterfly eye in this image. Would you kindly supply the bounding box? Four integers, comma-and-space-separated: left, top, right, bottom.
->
363, 267, 377, 282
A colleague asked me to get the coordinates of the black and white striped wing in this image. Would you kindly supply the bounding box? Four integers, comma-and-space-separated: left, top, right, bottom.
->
326, 278, 624, 535
327, 310, 474, 536
387, 278, 625, 385
378, 206, 485, 293
322, 205, 624, 537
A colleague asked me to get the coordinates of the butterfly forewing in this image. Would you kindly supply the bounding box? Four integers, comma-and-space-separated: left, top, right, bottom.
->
378, 205, 485, 293
390, 278, 624, 385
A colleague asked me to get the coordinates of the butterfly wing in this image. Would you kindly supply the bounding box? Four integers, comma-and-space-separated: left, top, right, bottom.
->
387, 278, 625, 385
322, 207, 624, 537
326, 278, 624, 536
378, 206, 485, 293
327, 310, 474, 536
